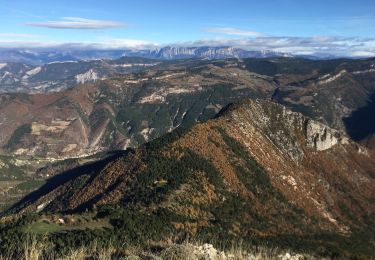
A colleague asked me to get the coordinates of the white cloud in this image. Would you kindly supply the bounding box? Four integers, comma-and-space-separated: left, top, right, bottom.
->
98, 38, 158, 49
0, 33, 41, 38
26, 17, 126, 29
205, 27, 264, 37
350, 51, 375, 57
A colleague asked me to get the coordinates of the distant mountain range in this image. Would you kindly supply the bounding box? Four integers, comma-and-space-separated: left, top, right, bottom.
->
0, 46, 294, 64
124, 46, 293, 60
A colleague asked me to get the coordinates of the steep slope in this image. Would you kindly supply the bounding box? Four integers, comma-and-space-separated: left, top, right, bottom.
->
7, 99, 375, 257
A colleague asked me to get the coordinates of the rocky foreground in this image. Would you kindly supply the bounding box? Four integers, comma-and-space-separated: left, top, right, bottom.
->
14, 241, 323, 260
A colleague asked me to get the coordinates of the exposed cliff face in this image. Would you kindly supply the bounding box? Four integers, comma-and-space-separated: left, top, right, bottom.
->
305, 120, 348, 151
222, 100, 349, 164
128, 46, 292, 60
75, 69, 99, 84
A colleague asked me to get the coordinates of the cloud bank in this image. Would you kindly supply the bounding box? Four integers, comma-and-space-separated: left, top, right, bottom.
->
185, 36, 375, 57
26, 17, 126, 29
0, 26, 374, 57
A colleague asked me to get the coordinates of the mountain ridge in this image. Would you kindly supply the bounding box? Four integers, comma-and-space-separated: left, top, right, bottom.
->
3, 98, 374, 258
0, 46, 294, 65
12, 99, 375, 226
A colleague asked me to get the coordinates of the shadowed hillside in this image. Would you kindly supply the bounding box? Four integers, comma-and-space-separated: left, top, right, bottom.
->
344, 93, 375, 142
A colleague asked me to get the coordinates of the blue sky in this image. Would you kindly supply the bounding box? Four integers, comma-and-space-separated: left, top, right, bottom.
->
1, 0, 375, 56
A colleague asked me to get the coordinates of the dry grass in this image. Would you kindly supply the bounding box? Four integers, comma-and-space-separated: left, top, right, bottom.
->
0, 237, 314, 260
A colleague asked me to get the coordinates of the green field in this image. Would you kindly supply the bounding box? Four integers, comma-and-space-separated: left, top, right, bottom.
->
23, 215, 112, 235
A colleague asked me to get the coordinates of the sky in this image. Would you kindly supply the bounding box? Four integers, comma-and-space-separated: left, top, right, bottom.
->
0, 0, 375, 56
